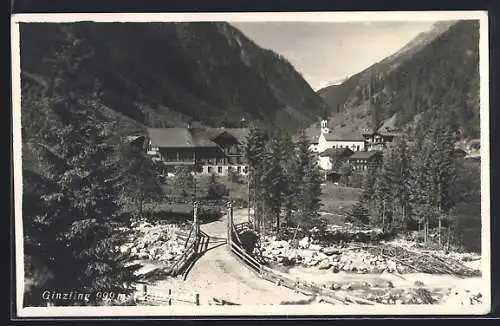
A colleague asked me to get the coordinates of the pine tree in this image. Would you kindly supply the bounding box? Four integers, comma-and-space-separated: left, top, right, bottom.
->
346, 200, 370, 226
174, 166, 195, 199
392, 136, 413, 229
244, 124, 268, 231
294, 130, 323, 233
119, 143, 163, 219
22, 27, 140, 306
260, 131, 286, 235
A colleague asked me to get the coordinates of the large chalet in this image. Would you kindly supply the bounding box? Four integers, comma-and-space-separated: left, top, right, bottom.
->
145, 126, 249, 175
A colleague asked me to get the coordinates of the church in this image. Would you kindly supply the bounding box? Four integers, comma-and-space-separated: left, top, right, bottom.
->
310, 118, 397, 172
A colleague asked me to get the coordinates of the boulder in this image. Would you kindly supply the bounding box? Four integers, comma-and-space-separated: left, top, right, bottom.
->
330, 283, 341, 290
138, 252, 149, 259
120, 245, 131, 255
274, 240, 289, 249
309, 244, 322, 251
162, 253, 174, 261
298, 236, 310, 249
318, 259, 332, 270
341, 283, 353, 291
323, 247, 341, 256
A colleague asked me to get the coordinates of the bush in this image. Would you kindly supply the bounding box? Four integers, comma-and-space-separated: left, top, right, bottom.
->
206, 173, 228, 199
345, 201, 370, 225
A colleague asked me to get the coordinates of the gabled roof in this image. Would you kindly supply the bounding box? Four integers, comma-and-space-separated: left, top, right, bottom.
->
222, 128, 250, 144
323, 131, 364, 142
147, 128, 218, 148
319, 147, 354, 157
146, 127, 249, 148
348, 150, 383, 160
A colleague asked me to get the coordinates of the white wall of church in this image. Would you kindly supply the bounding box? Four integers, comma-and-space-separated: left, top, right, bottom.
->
317, 134, 365, 154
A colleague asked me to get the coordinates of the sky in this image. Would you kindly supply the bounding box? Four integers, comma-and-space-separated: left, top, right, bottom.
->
231, 21, 437, 90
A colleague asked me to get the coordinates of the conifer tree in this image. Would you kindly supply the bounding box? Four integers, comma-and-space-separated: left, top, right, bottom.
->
294, 130, 323, 232
244, 124, 268, 231
22, 27, 140, 306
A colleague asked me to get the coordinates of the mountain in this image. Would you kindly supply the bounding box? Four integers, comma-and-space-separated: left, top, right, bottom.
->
19, 22, 326, 135
317, 20, 479, 139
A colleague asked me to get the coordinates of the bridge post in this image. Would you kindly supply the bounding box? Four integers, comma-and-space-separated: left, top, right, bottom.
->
227, 201, 233, 249
193, 201, 199, 236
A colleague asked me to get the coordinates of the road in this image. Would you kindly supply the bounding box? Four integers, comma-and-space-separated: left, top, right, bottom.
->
144, 209, 309, 305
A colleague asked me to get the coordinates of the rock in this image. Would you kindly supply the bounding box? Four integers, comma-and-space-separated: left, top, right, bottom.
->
138, 252, 149, 259
119, 245, 131, 255
332, 266, 340, 273
341, 283, 353, 291
330, 283, 341, 290
271, 249, 283, 256
318, 259, 332, 270
323, 247, 341, 256
149, 248, 158, 257
309, 244, 322, 251
298, 236, 310, 249
274, 240, 289, 249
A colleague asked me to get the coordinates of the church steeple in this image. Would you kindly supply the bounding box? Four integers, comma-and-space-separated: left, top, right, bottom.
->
321, 107, 330, 134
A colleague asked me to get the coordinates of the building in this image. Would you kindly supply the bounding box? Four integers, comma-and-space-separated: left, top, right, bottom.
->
317, 119, 366, 154
145, 126, 249, 175
318, 147, 353, 171
361, 129, 398, 151
348, 151, 383, 172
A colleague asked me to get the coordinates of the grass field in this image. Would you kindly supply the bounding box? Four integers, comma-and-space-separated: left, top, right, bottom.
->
320, 184, 363, 215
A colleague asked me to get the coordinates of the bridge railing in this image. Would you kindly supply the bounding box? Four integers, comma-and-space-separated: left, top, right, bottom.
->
226, 201, 379, 306
135, 285, 200, 306
169, 202, 201, 276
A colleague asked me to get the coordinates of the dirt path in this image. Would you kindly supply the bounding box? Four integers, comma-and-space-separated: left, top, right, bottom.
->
143, 209, 309, 305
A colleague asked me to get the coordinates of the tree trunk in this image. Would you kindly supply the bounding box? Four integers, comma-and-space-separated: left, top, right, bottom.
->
276, 211, 280, 239
382, 201, 385, 227
446, 225, 451, 251
438, 217, 442, 246
417, 220, 421, 244
424, 218, 428, 244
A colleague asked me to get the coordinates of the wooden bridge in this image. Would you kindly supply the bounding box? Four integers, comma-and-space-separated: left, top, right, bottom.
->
139, 200, 378, 306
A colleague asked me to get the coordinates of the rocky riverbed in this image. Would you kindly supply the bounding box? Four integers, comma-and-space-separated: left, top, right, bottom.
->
258, 236, 481, 275
119, 220, 190, 264
256, 235, 483, 305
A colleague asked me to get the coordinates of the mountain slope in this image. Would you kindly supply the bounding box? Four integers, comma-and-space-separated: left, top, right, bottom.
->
19, 22, 326, 134
317, 20, 479, 139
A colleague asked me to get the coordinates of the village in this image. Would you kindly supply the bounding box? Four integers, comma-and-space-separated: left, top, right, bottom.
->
17, 17, 485, 314
116, 114, 483, 307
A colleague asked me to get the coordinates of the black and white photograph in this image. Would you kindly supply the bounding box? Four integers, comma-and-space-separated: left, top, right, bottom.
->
11, 11, 490, 317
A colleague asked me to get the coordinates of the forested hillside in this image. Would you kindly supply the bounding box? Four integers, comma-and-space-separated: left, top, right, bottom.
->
20, 22, 326, 134
318, 20, 480, 139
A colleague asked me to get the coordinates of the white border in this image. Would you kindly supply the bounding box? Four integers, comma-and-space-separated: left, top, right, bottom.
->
11, 11, 490, 318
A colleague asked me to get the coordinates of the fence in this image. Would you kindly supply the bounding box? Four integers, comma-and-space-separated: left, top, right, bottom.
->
169, 202, 201, 276
226, 202, 380, 306
135, 284, 200, 306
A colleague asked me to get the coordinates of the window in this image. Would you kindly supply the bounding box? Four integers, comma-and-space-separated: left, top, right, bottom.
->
237, 166, 241, 173
218, 166, 223, 174
356, 146, 360, 151
208, 166, 212, 173
243, 167, 248, 174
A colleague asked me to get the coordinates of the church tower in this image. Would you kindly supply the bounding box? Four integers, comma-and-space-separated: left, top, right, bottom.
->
321, 119, 330, 134
321, 106, 330, 134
